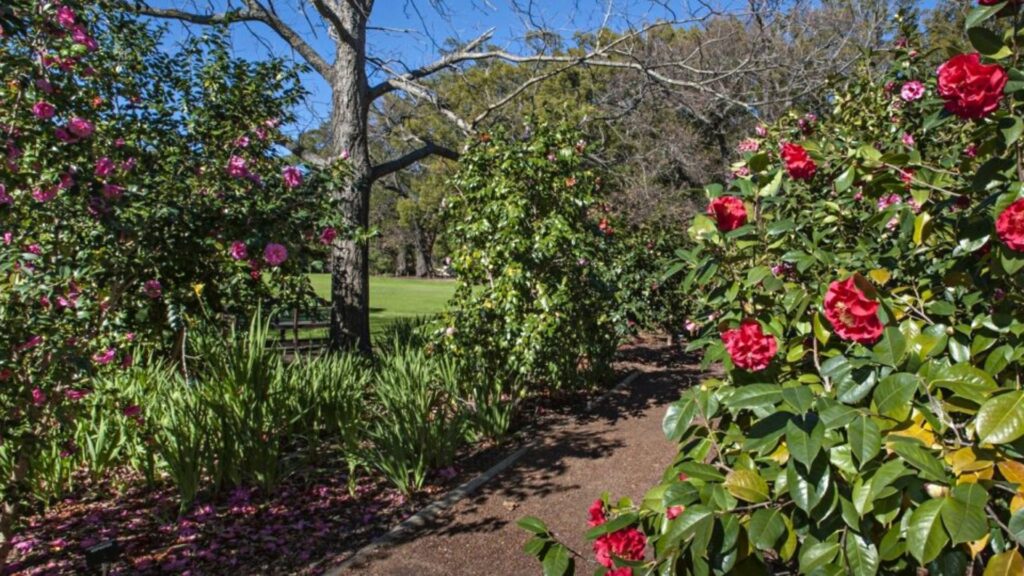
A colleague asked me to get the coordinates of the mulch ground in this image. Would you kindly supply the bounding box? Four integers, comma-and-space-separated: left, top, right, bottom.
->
4, 334, 698, 575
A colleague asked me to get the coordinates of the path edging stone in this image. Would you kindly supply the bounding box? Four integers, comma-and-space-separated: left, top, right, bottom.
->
328, 370, 641, 573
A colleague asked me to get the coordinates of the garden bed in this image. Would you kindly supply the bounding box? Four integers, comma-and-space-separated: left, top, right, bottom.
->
4, 337, 665, 575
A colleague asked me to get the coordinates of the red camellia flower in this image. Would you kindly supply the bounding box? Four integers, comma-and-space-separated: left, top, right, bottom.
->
936, 53, 1008, 119
606, 569, 633, 576
824, 277, 885, 344
721, 320, 778, 371
706, 196, 747, 232
996, 198, 1024, 252
780, 142, 817, 181
594, 527, 647, 568
587, 498, 606, 527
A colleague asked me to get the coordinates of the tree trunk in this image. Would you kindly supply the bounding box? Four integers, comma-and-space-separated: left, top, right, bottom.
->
327, 4, 373, 354
413, 221, 432, 278
395, 243, 409, 276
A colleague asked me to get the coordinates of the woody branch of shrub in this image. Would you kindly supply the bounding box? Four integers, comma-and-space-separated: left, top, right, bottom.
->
523, 5, 1024, 575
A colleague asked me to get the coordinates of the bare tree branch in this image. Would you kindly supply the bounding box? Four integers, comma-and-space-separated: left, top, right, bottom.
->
137, 1, 333, 79
371, 139, 458, 181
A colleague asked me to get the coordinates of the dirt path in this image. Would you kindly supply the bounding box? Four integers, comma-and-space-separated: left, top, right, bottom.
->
337, 341, 700, 576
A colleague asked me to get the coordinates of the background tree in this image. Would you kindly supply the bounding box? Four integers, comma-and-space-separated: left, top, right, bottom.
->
137, 0, 893, 352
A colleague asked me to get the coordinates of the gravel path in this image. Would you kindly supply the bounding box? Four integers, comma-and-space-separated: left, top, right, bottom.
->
338, 341, 700, 576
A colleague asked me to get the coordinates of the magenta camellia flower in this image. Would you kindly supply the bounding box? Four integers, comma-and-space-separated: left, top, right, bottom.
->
67, 117, 94, 138
901, 132, 915, 148
32, 186, 58, 203
226, 155, 249, 179
319, 227, 337, 245
70, 25, 98, 52
65, 389, 90, 401
55, 5, 76, 28
263, 243, 288, 267
92, 348, 116, 365
142, 279, 162, 299
283, 166, 303, 188
0, 185, 12, 206
229, 241, 248, 260
102, 183, 124, 199
31, 388, 46, 406
32, 101, 55, 120
900, 81, 925, 102
95, 156, 115, 177
16, 335, 43, 353
234, 135, 250, 148
123, 405, 142, 418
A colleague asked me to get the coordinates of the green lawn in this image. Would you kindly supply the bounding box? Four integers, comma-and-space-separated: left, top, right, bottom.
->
308, 275, 456, 338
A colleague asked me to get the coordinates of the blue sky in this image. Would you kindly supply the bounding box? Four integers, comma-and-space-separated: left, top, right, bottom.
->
149, 1, 680, 131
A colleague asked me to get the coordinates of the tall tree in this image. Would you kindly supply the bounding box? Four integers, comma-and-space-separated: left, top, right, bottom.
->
137, 0, 891, 352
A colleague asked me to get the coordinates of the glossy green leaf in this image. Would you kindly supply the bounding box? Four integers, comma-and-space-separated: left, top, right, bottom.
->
907, 498, 949, 565
977, 391, 1024, 445
849, 414, 881, 465
748, 508, 787, 550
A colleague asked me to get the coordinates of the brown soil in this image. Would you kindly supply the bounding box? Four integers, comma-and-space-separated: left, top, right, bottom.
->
335, 336, 701, 575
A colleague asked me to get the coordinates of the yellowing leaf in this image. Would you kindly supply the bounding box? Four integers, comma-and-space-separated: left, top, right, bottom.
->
887, 413, 938, 448
999, 459, 1024, 486
957, 467, 994, 484
913, 212, 933, 246
724, 469, 770, 503
969, 534, 990, 560
868, 268, 891, 285
769, 443, 790, 465
1012, 493, 1024, 514
984, 548, 1024, 576
946, 447, 994, 476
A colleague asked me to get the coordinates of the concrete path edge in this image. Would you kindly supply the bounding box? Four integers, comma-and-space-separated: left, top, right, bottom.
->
327, 370, 641, 574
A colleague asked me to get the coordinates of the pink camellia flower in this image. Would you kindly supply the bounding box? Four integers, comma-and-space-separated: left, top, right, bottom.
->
32, 186, 58, 203
58, 171, 74, 189
226, 155, 248, 179
31, 388, 46, 406
26, 244, 41, 255
102, 183, 124, 199
55, 5, 76, 28
114, 137, 126, 148
263, 243, 288, 267
732, 166, 751, 179
900, 81, 925, 102
666, 505, 685, 520
3, 232, 12, 245
95, 157, 115, 177
901, 133, 915, 148
32, 101, 55, 120
964, 144, 978, 158
319, 227, 337, 245
340, 149, 351, 160
229, 241, 248, 260
120, 157, 136, 172
684, 319, 699, 334
142, 279, 162, 299
878, 193, 903, 211
65, 389, 90, 401
234, 135, 250, 148
70, 25, 98, 52
54, 127, 73, 142
16, 335, 43, 352
254, 127, 269, 141
92, 348, 116, 365
67, 117, 94, 138
736, 138, 760, 153
755, 125, 768, 137
282, 166, 303, 188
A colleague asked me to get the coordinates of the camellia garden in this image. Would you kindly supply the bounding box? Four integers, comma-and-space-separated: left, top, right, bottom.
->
522, 4, 1024, 576
5, 0, 1024, 575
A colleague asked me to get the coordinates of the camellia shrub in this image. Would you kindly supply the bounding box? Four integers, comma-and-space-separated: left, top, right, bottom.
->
0, 1, 340, 562
524, 7, 1024, 575
443, 124, 619, 392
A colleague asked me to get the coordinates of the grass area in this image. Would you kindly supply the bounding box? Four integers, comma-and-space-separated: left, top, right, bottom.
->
308, 275, 456, 339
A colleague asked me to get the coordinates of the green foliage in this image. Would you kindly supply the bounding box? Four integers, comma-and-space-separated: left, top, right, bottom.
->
367, 344, 465, 495
443, 124, 619, 392
527, 7, 1024, 574
0, 0, 343, 541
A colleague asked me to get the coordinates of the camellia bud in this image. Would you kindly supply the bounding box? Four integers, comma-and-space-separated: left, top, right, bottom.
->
925, 483, 949, 499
